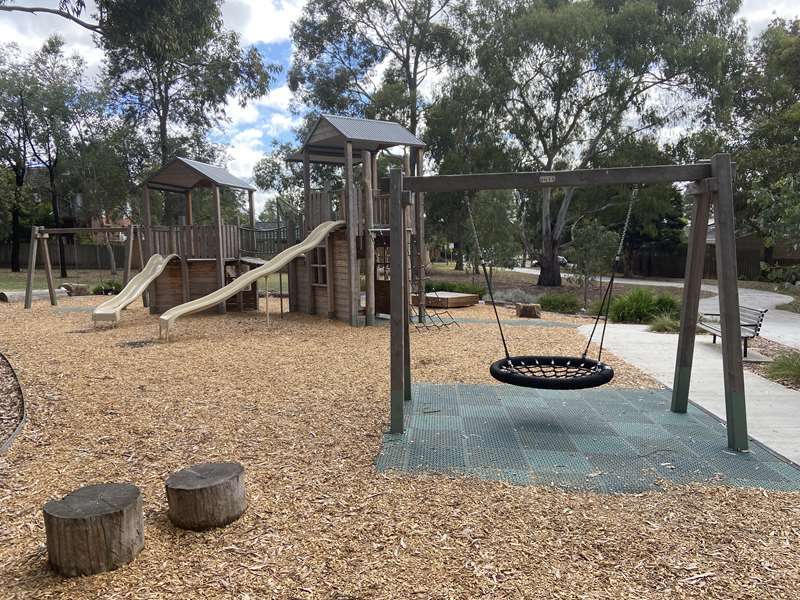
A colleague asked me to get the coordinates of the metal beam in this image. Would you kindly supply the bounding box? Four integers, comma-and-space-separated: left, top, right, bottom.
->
402, 163, 712, 193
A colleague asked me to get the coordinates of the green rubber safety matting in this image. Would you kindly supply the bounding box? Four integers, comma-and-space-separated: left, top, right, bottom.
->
376, 384, 800, 492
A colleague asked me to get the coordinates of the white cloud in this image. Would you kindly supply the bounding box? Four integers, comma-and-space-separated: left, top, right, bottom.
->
739, 0, 799, 35
222, 0, 306, 45
258, 84, 293, 111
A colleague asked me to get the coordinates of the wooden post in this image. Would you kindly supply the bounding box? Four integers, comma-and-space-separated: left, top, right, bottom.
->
265, 277, 270, 325
40, 232, 57, 306
402, 191, 411, 403
363, 151, 376, 325
390, 168, 406, 433
287, 216, 298, 311
142, 186, 153, 259
123, 224, 134, 286
671, 181, 711, 414
213, 185, 226, 314
345, 141, 359, 326
185, 190, 195, 256
24, 226, 39, 309
137, 228, 149, 308
711, 153, 748, 451
326, 233, 336, 319
303, 149, 311, 235
415, 147, 426, 323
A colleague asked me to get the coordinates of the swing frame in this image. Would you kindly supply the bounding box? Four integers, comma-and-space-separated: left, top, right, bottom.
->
388, 155, 750, 453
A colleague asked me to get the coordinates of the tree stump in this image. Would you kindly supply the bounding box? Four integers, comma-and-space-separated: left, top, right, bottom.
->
515, 303, 542, 318
43, 483, 144, 577
166, 462, 246, 531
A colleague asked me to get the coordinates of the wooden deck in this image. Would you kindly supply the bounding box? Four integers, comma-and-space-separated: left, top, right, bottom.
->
411, 291, 479, 309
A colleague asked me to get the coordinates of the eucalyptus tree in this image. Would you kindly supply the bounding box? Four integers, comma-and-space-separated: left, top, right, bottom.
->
0, 43, 34, 271
463, 0, 746, 286
290, 0, 463, 139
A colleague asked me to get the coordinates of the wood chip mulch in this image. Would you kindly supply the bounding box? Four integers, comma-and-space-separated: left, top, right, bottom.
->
0, 297, 798, 599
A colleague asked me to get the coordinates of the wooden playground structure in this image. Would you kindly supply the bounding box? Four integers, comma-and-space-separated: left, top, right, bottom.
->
23, 116, 431, 334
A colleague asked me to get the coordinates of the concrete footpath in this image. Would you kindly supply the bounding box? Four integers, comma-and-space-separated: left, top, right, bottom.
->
516, 267, 800, 349
580, 323, 800, 464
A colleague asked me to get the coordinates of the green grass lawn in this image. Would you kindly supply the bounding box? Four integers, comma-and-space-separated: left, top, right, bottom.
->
0, 268, 121, 292
1, 267, 289, 294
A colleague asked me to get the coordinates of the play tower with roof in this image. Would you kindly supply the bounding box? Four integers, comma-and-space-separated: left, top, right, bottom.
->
25, 116, 426, 335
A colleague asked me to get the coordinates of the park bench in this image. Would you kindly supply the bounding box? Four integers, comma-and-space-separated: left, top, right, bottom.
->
697, 305, 768, 358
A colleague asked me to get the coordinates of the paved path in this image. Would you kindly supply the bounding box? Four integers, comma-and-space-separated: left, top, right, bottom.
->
581, 323, 800, 464
516, 267, 800, 349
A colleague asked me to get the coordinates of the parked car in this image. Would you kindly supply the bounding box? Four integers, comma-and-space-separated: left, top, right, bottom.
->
531, 256, 569, 267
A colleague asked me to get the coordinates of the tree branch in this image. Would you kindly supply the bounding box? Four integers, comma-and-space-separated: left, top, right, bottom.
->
0, 5, 102, 34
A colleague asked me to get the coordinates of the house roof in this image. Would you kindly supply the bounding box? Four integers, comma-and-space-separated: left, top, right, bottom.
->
287, 114, 425, 164
145, 157, 256, 193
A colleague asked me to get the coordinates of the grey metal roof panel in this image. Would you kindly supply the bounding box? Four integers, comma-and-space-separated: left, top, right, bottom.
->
146, 157, 256, 191
303, 114, 425, 151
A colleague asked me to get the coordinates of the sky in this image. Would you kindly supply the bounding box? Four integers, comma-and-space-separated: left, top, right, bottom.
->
0, 0, 798, 214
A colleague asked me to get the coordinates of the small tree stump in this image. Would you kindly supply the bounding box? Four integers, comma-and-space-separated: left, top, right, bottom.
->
515, 303, 542, 318
166, 462, 246, 531
43, 483, 144, 577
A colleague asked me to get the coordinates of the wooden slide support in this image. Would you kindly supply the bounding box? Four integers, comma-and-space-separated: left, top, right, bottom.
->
165, 462, 246, 531
43, 483, 144, 577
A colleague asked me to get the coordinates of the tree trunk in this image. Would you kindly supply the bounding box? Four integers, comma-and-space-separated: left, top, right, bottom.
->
537, 186, 561, 286
11, 190, 21, 273
48, 168, 67, 278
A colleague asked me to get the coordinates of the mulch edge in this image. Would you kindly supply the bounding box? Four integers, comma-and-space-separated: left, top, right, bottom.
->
0, 351, 26, 455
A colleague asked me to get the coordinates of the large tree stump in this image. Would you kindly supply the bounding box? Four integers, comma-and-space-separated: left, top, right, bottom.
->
43, 483, 144, 577
515, 303, 542, 318
166, 462, 246, 531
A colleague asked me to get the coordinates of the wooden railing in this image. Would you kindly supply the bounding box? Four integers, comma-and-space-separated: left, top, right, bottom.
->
239, 224, 300, 258
148, 224, 240, 259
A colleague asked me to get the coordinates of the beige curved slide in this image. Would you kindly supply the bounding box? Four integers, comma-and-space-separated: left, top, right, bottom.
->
158, 220, 345, 340
92, 253, 178, 324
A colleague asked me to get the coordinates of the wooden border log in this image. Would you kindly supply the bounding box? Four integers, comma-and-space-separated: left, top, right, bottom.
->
166, 462, 246, 531
43, 483, 144, 577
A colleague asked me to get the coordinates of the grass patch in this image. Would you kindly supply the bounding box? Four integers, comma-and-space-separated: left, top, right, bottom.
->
777, 299, 800, 313
648, 313, 681, 333
91, 280, 123, 295
426, 280, 485, 296
765, 352, 800, 385
538, 292, 581, 314
609, 288, 680, 323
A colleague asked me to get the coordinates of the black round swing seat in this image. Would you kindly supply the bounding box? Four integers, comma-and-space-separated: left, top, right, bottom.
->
489, 356, 614, 390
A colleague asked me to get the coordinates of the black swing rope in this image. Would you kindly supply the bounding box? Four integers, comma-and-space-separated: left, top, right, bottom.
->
465, 187, 637, 390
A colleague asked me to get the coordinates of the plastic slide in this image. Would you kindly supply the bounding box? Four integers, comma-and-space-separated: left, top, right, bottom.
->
92, 253, 178, 324
158, 220, 345, 339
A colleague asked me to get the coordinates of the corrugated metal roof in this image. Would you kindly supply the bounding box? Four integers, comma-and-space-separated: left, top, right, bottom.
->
298, 115, 425, 163
319, 114, 425, 148
146, 157, 256, 192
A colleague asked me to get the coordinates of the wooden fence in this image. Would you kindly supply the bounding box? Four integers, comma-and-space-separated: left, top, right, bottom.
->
149, 225, 240, 259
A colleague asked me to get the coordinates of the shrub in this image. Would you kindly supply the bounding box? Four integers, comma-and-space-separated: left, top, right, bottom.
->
487, 288, 538, 304
92, 280, 123, 295
609, 288, 681, 323
766, 352, 800, 385
538, 292, 581, 314
648, 313, 680, 333
425, 280, 485, 296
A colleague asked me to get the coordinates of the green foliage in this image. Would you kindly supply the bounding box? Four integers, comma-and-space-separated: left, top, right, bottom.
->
766, 352, 800, 385
92, 280, 123, 295
289, 0, 463, 133
648, 313, 681, 333
761, 262, 800, 284
609, 289, 680, 323
253, 144, 305, 219
538, 292, 581, 314
101, 0, 278, 165
425, 280, 485, 296
567, 219, 618, 307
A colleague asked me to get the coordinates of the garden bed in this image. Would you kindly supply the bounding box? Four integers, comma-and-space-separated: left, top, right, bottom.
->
0, 297, 798, 598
